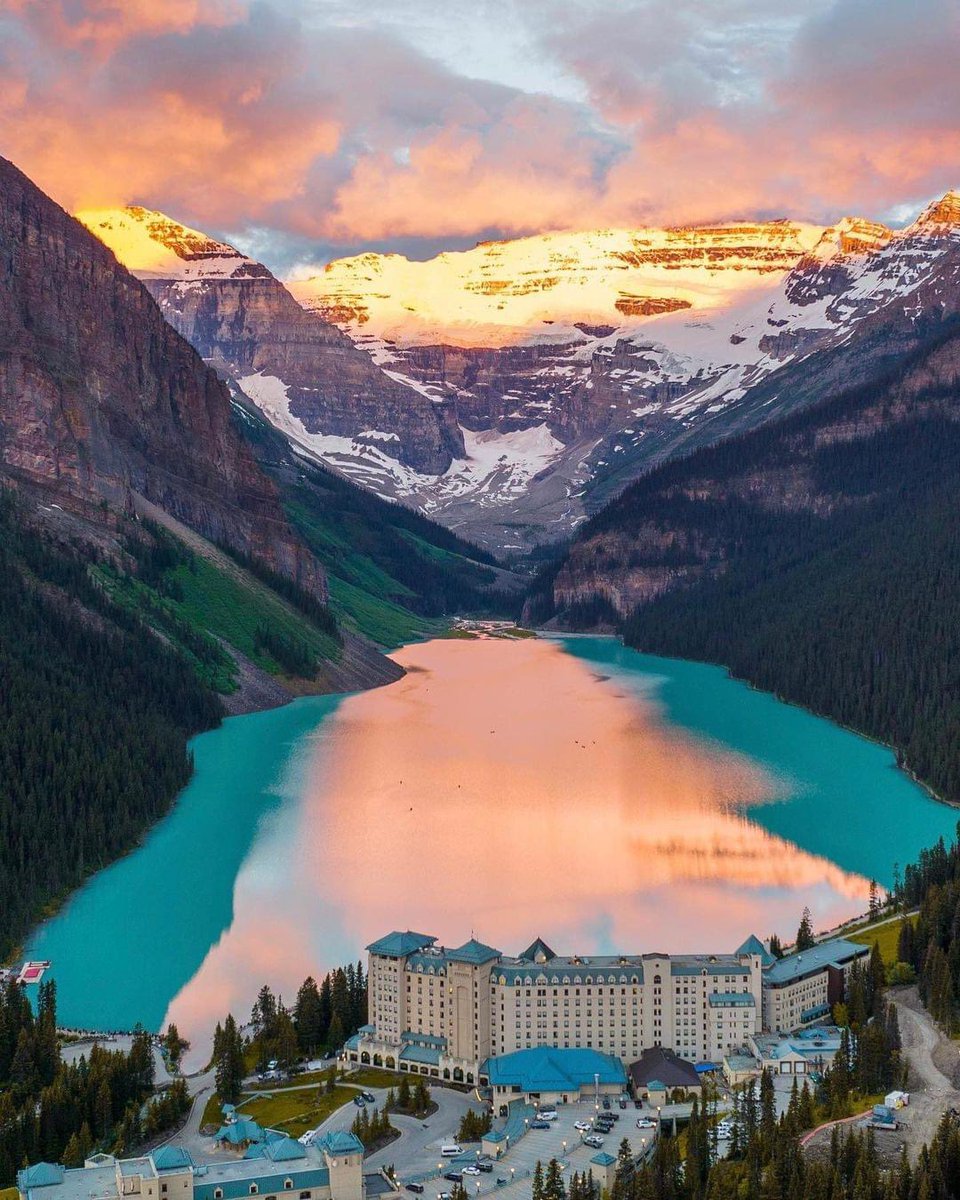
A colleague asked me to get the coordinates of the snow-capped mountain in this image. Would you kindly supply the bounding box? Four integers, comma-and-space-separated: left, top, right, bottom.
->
81, 197, 960, 554
77, 207, 463, 475
287, 194, 960, 549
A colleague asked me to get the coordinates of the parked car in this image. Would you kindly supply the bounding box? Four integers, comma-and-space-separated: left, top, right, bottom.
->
438, 1192, 453, 1200
584, 1136, 604, 1149
405, 1185, 424, 1194
444, 1172, 463, 1184
538, 1111, 558, 1122
441, 1146, 463, 1157
353, 1096, 366, 1107
602, 1098, 611, 1110
637, 1118, 656, 1129
618, 1098, 627, 1109
461, 1167, 481, 1177
361, 1091, 376, 1103
606, 1112, 621, 1122
574, 1121, 592, 1132
477, 1163, 494, 1174
530, 1120, 551, 1130
634, 1100, 643, 1109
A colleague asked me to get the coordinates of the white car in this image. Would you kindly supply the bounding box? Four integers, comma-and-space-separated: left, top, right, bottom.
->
574, 1121, 592, 1132
538, 1112, 558, 1122
461, 1168, 481, 1177
583, 1136, 604, 1149
636, 1118, 656, 1129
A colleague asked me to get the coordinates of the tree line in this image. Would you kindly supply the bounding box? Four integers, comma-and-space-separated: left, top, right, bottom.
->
896, 826, 960, 1033
212, 965, 368, 1103
0, 980, 185, 1187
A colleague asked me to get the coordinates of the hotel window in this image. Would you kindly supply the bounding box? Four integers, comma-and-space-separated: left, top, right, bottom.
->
250, 1187, 259, 1195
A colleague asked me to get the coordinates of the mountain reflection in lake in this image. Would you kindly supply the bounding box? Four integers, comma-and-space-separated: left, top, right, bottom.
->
161, 636, 869, 1059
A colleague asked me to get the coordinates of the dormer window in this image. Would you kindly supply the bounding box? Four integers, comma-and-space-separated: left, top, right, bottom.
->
214, 1190, 223, 1198
284, 1181, 294, 1190
250, 1185, 259, 1194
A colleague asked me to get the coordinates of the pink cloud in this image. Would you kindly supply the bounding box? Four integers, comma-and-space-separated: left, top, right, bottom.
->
0, 0, 956, 265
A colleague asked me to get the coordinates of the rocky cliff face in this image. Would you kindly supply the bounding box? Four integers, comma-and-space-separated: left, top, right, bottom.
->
79, 208, 462, 474
0, 158, 326, 600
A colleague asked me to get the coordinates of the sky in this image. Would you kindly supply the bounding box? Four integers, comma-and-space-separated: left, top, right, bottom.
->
1, 0, 958, 273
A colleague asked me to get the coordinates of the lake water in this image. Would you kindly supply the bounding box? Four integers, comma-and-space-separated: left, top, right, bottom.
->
26, 635, 957, 1064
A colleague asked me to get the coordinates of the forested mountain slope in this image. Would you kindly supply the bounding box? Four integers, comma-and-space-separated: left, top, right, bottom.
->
528, 321, 960, 801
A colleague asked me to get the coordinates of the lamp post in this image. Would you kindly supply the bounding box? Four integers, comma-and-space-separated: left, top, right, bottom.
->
561, 1140, 567, 1159
656, 1106, 661, 1138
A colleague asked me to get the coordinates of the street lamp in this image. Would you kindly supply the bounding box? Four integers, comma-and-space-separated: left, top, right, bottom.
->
561, 1140, 567, 1158
510, 1169, 515, 1185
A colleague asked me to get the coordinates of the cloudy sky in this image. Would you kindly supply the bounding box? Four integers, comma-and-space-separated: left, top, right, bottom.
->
1, 0, 957, 272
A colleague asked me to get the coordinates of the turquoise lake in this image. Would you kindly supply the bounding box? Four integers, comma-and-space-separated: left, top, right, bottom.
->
26, 635, 958, 1063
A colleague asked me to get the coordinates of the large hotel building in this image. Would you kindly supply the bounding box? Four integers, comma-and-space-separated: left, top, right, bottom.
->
345, 930, 868, 1085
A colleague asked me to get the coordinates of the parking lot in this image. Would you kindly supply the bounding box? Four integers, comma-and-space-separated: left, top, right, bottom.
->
393, 1098, 661, 1200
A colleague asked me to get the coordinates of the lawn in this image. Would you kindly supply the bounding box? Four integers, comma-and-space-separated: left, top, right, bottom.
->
848, 915, 913, 966
200, 1093, 226, 1130
247, 1069, 339, 1092
343, 1067, 408, 1089
238, 1086, 358, 1137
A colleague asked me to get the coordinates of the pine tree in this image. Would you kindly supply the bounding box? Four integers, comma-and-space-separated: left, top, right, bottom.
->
796, 907, 815, 952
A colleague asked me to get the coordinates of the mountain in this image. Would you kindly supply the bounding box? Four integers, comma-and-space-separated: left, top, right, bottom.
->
526, 318, 960, 802
289, 197, 960, 551
77, 207, 463, 474
2, 161, 326, 601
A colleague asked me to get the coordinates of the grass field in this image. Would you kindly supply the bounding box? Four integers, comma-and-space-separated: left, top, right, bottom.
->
247, 1069, 338, 1092
848, 915, 913, 966
343, 1067, 408, 1089
200, 1093, 226, 1129
238, 1086, 358, 1137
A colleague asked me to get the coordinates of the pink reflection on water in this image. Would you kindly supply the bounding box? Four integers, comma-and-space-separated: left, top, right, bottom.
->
164, 637, 870, 1066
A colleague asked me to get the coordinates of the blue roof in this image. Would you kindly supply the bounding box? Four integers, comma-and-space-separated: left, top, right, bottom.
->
764, 939, 868, 985
399, 1044, 441, 1066
317, 1131, 364, 1156
151, 1147, 194, 1171
483, 1047, 626, 1092
216, 1119, 265, 1145
261, 1138, 307, 1163
736, 935, 775, 968
366, 931, 436, 956
194, 1169, 329, 1200
484, 1130, 508, 1143
18, 1165, 65, 1190
590, 1154, 617, 1167
448, 938, 501, 965
518, 938, 556, 962
401, 1031, 446, 1048
694, 1063, 719, 1073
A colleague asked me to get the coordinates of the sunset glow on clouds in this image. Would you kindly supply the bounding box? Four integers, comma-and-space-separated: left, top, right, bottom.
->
0, 0, 957, 269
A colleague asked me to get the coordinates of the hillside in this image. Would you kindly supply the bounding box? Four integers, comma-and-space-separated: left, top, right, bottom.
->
0, 158, 511, 959
529, 320, 960, 802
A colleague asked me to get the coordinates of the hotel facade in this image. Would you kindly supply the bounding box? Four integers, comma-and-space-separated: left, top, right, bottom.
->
347, 931, 870, 1085
349, 932, 771, 1084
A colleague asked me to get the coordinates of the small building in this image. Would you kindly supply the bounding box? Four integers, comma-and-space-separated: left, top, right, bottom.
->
588, 1154, 617, 1192
722, 1054, 760, 1086
483, 1046, 626, 1106
749, 1026, 846, 1075
629, 1048, 701, 1100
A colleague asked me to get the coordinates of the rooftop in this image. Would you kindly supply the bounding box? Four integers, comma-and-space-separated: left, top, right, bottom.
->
448, 938, 501, 965
763, 939, 868, 986
366, 931, 436, 957
483, 1046, 626, 1092
629, 1047, 701, 1090
316, 1131, 364, 1157
152, 1147, 195, 1172
736, 935, 776, 968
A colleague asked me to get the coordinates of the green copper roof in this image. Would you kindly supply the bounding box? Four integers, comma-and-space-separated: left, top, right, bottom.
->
484, 1047, 626, 1091
18, 1165, 65, 1190
151, 1147, 194, 1171
448, 938, 501, 964
317, 1131, 364, 1156
764, 938, 868, 985
517, 937, 556, 962
366, 931, 436, 956
736, 935, 775, 968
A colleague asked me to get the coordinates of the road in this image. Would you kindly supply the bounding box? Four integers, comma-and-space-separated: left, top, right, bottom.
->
889, 987, 960, 1158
